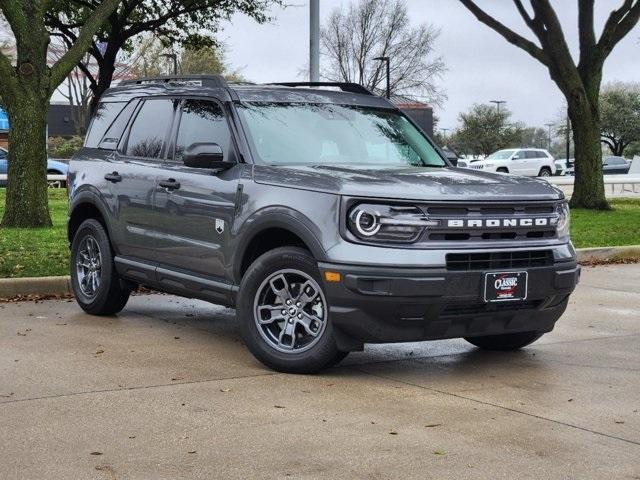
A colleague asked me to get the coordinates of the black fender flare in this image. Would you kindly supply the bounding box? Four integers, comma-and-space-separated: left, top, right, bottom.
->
232, 207, 327, 282
68, 189, 114, 244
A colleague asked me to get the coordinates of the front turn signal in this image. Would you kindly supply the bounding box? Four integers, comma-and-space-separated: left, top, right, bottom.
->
324, 271, 341, 283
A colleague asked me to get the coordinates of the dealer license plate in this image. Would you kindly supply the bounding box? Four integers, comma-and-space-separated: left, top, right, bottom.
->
484, 271, 528, 302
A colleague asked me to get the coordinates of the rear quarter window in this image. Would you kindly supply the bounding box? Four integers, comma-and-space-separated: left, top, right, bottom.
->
84, 102, 128, 148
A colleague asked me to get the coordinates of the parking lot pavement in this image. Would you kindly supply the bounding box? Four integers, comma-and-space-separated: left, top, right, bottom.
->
1, 265, 638, 479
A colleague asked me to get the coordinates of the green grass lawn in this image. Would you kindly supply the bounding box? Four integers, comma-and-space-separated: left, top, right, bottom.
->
0, 189, 69, 278
571, 198, 640, 248
0, 190, 639, 278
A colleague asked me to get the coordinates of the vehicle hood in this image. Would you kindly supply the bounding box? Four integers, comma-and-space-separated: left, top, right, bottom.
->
252, 165, 564, 201
47, 158, 69, 173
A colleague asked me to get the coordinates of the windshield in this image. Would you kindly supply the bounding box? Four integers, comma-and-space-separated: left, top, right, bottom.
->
486, 150, 516, 160
237, 103, 445, 168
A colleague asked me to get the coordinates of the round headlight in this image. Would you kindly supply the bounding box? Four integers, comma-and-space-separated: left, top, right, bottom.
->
354, 209, 381, 237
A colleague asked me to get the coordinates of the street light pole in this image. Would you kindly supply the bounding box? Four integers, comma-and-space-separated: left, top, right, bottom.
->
161, 53, 178, 75
373, 56, 390, 99
490, 100, 506, 114
545, 123, 554, 150
565, 110, 571, 160
309, 0, 320, 82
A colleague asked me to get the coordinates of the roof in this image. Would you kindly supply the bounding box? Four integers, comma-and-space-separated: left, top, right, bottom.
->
103, 75, 396, 109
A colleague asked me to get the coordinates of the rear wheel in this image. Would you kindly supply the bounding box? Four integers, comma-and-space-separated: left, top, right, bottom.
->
465, 331, 543, 351
538, 167, 552, 177
238, 247, 348, 373
70, 219, 130, 315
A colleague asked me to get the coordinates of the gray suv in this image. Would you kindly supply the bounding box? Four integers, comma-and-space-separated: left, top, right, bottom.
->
68, 75, 580, 373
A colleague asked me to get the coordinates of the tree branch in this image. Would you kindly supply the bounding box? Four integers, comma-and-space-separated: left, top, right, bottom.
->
49, 0, 122, 89
459, 0, 549, 66
597, 0, 640, 59
578, 0, 596, 58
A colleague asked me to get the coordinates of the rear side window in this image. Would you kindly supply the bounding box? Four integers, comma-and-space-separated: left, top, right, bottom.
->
98, 100, 138, 149
125, 99, 175, 159
85, 102, 127, 148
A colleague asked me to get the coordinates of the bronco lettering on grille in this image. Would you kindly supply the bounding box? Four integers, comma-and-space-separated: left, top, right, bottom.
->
447, 218, 553, 228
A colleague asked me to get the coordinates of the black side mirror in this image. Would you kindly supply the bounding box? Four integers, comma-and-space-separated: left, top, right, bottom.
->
183, 142, 234, 170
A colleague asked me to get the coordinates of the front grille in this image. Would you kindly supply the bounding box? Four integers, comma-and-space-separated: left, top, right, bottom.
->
419, 202, 558, 243
446, 250, 554, 271
441, 300, 542, 316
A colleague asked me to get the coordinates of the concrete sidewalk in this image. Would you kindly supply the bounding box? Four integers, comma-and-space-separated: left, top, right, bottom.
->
1, 265, 639, 479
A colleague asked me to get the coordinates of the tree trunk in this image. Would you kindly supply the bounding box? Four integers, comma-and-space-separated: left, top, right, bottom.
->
1, 96, 52, 227
568, 105, 608, 209
89, 43, 119, 114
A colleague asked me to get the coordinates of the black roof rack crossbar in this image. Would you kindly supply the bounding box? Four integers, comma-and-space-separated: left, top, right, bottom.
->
268, 82, 373, 96
120, 74, 228, 89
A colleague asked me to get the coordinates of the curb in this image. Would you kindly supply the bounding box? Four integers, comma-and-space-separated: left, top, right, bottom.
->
0, 276, 71, 299
1, 245, 639, 299
576, 245, 640, 263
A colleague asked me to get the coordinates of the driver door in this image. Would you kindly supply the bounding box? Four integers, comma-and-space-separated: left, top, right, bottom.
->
153, 98, 240, 282
510, 150, 527, 175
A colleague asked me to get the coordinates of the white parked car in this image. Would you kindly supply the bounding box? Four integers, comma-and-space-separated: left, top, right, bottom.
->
466, 148, 556, 177
554, 158, 574, 176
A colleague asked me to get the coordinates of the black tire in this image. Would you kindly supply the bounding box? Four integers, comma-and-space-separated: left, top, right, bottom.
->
538, 167, 552, 177
465, 331, 543, 351
238, 246, 348, 373
496, 167, 509, 174
70, 218, 130, 316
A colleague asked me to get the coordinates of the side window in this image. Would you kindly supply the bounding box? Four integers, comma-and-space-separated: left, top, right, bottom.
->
512, 150, 524, 160
85, 102, 127, 148
98, 100, 138, 149
525, 151, 538, 159
125, 99, 174, 159
174, 99, 234, 163
0, 149, 6, 159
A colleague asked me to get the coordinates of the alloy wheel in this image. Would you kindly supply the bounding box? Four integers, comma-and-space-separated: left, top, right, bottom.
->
253, 269, 328, 353
76, 235, 102, 297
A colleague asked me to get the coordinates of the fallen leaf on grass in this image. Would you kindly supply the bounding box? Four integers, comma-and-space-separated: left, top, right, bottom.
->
424, 423, 443, 428
90, 452, 103, 456
171, 377, 183, 381
433, 450, 447, 456
0, 392, 14, 398
95, 350, 104, 355
614, 420, 625, 424
220, 388, 231, 393
187, 451, 197, 454
389, 431, 398, 435
274, 405, 286, 409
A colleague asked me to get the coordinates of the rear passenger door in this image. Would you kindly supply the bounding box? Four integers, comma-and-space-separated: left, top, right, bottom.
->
153, 98, 240, 283
113, 98, 177, 268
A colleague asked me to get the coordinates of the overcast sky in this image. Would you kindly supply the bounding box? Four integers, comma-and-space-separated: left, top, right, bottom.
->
220, 0, 640, 130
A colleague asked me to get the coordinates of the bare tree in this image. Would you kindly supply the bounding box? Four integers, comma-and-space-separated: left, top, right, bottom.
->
459, 0, 640, 210
321, 0, 445, 104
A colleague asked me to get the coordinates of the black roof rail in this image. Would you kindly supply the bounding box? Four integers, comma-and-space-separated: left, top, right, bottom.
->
268, 82, 374, 96
120, 74, 228, 89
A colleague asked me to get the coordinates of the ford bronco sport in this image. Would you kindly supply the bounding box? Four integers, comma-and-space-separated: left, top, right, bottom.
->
68, 75, 580, 373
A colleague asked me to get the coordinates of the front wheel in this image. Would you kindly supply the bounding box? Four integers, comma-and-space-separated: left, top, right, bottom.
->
538, 167, 552, 177
238, 247, 348, 373
70, 219, 130, 315
465, 331, 543, 351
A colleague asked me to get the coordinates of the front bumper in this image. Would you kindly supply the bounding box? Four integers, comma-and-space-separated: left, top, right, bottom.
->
319, 260, 580, 346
